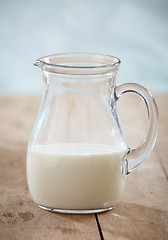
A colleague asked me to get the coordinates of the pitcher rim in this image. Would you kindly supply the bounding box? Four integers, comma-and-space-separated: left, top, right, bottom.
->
34, 53, 121, 73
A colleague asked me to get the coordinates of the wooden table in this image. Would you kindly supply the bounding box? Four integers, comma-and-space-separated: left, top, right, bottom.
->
0, 94, 167, 240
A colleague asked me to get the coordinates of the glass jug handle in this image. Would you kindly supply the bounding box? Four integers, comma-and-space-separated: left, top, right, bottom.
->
116, 83, 159, 174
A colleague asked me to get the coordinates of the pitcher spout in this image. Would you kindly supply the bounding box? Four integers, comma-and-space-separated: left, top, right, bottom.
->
34, 59, 43, 68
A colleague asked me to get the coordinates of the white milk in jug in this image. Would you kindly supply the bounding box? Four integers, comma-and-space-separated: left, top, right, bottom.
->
27, 144, 126, 210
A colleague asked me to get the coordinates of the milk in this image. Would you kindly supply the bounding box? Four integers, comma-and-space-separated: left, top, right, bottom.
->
27, 144, 126, 210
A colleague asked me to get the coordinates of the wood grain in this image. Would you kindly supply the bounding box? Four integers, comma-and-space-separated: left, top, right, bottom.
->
98, 94, 168, 240
97, 201, 167, 240
0, 94, 167, 240
98, 149, 168, 240
154, 95, 168, 178
0, 96, 100, 240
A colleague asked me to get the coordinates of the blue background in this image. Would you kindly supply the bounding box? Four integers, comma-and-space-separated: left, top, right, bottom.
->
0, 0, 168, 94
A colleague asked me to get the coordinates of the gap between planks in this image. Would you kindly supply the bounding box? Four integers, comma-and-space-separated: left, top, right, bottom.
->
95, 214, 104, 240
94, 146, 168, 240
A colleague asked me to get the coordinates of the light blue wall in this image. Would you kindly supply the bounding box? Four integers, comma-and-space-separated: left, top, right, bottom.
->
0, 0, 168, 94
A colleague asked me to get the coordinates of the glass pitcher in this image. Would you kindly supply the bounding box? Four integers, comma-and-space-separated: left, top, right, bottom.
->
26, 53, 158, 214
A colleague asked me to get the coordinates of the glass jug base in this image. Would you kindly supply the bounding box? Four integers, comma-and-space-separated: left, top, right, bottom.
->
39, 205, 115, 214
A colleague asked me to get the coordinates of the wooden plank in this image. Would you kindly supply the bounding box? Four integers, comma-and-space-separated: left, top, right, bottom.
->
0, 96, 41, 146
98, 150, 168, 240
0, 97, 100, 240
97, 201, 168, 240
154, 95, 168, 178
97, 94, 168, 239
0, 95, 168, 239
123, 150, 168, 211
